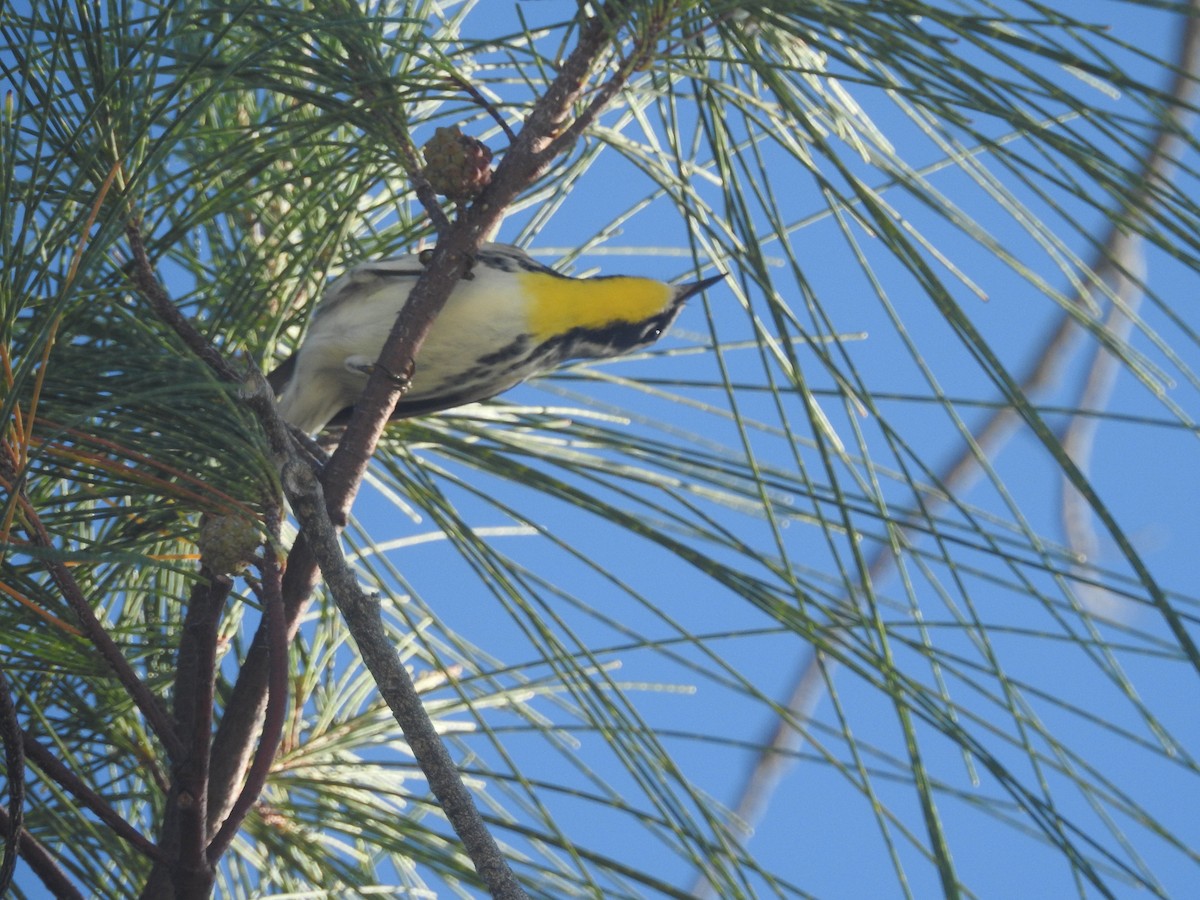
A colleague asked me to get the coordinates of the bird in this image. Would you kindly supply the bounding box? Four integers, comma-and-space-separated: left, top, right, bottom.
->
269, 243, 724, 433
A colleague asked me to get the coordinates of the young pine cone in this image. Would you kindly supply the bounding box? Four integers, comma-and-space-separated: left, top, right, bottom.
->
421, 126, 493, 203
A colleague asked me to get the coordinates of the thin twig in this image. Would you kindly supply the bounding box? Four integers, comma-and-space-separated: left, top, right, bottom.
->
1060, 234, 1145, 608
21, 735, 161, 860
0, 664, 23, 895
204, 531, 318, 836
445, 71, 519, 144
0, 804, 84, 900
126, 226, 241, 384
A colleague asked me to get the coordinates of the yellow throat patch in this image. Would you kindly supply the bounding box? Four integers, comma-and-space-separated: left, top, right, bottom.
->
520, 272, 673, 344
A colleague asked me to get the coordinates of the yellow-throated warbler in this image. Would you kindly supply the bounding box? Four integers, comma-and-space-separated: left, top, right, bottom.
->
270, 244, 723, 433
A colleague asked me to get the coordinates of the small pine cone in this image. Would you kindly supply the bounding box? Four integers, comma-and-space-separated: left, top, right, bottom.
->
197, 514, 261, 576
421, 126, 493, 202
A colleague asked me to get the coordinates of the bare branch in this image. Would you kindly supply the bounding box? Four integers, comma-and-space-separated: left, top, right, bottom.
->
1060, 234, 1146, 610
203, 532, 318, 836
125, 225, 242, 385
445, 71, 520, 144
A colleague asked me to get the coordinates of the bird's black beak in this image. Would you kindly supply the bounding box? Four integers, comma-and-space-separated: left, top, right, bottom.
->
674, 272, 726, 302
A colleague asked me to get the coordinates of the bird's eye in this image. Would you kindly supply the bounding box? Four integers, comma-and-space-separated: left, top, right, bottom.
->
642, 324, 663, 343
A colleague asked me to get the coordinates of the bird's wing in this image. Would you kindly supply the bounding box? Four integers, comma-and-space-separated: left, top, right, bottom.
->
475, 243, 563, 277
266, 256, 426, 394
309, 244, 557, 317
310, 256, 426, 321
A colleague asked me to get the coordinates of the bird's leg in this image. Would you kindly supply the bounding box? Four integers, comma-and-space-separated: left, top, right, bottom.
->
344, 355, 416, 394
382, 357, 416, 391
